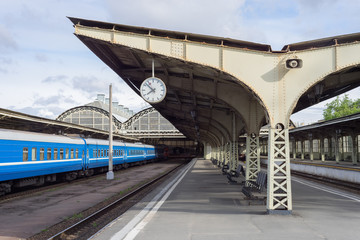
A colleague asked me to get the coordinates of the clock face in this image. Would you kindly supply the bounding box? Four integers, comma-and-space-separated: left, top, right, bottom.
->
140, 77, 167, 103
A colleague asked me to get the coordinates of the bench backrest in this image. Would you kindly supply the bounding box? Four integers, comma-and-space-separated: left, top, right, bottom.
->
256, 171, 267, 189
235, 165, 244, 175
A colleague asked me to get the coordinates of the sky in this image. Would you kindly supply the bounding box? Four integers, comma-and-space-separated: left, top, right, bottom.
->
0, 0, 359, 125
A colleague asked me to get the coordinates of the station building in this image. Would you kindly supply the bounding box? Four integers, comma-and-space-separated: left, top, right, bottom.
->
56, 94, 199, 155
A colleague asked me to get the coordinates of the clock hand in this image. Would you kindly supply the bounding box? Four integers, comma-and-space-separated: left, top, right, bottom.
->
145, 83, 155, 92
144, 88, 156, 96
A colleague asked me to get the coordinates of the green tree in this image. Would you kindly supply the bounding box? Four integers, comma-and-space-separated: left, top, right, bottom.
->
323, 94, 360, 121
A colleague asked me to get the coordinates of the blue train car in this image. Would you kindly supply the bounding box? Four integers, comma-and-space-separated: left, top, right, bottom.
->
127, 143, 155, 163
86, 138, 126, 170
144, 144, 156, 160
0, 129, 157, 196
0, 129, 85, 183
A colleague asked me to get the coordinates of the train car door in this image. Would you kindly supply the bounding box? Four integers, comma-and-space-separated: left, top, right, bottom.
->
81, 138, 89, 170
123, 143, 127, 162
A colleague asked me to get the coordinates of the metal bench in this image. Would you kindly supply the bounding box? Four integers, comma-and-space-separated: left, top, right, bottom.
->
221, 160, 229, 174
217, 158, 225, 167
211, 157, 218, 165
242, 171, 267, 199
227, 164, 245, 184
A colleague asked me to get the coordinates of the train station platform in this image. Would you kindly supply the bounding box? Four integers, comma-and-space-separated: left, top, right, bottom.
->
92, 158, 360, 240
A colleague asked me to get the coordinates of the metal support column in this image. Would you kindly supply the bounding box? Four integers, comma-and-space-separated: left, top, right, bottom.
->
106, 84, 114, 180
351, 134, 358, 165
226, 143, 230, 168
329, 137, 333, 159
230, 112, 238, 172
301, 140, 305, 160
218, 139, 225, 167
230, 142, 239, 171
292, 140, 296, 159
203, 143, 206, 159
218, 147, 221, 162
320, 137, 325, 162
219, 144, 226, 167
335, 131, 340, 163
245, 133, 260, 183
267, 125, 292, 214
309, 138, 314, 161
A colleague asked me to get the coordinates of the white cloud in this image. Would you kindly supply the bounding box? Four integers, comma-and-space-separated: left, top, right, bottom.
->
0, 24, 17, 53
42, 75, 69, 83
0, 0, 359, 123
105, 0, 246, 36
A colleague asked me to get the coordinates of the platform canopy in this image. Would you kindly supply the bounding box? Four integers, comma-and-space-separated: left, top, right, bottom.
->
69, 16, 360, 214
68, 17, 360, 146
68, 17, 273, 146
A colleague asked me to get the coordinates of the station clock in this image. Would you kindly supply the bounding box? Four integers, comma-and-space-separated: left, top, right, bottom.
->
140, 77, 167, 103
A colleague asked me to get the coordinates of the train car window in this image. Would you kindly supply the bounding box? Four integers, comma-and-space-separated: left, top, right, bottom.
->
100, 149, 103, 157
106, 150, 109, 157
31, 148, 37, 161
70, 149, 74, 159
65, 149, 69, 159
23, 148, 28, 161
98, 149, 100, 157
82, 150, 84, 158
54, 148, 58, 160
93, 149, 96, 158
47, 148, 51, 160
59, 148, 64, 160
87, 149, 89, 158
40, 148, 45, 160
75, 149, 79, 158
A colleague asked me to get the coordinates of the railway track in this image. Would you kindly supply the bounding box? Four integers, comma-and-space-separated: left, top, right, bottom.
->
259, 162, 360, 193
0, 158, 179, 204
33, 159, 189, 240
291, 170, 360, 193
0, 177, 92, 204
0, 165, 137, 204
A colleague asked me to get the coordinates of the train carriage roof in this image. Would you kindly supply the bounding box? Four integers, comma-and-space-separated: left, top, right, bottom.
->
0, 129, 84, 145
84, 138, 125, 147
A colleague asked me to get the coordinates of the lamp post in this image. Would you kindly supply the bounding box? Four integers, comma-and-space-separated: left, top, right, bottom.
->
107, 84, 114, 180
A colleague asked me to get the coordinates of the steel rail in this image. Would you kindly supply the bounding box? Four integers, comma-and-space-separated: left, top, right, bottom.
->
291, 170, 360, 192
259, 162, 360, 192
47, 159, 189, 240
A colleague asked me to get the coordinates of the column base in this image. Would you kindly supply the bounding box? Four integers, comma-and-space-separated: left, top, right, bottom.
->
267, 209, 292, 215
106, 171, 114, 180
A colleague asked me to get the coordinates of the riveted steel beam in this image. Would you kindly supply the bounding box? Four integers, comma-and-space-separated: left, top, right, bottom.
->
70, 18, 360, 214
